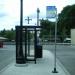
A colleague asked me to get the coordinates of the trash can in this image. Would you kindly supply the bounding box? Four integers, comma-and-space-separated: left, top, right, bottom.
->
35, 45, 42, 58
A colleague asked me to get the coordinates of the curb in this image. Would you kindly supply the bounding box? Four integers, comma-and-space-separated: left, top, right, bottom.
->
56, 58, 71, 75
48, 50, 71, 75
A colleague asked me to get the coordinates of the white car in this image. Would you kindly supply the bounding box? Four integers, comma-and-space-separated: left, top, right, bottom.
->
64, 38, 71, 43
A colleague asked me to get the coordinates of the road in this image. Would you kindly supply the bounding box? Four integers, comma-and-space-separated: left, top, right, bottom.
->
0, 44, 75, 75
0, 45, 15, 71
43, 44, 75, 75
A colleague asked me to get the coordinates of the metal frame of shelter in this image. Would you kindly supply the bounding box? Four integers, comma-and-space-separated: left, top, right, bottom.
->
16, 26, 42, 64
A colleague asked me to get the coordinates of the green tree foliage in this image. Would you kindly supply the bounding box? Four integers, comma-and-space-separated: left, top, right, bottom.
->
58, 4, 75, 41
0, 28, 15, 41
40, 19, 55, 40
5, 30, 15, 41
0, 29, 6, 37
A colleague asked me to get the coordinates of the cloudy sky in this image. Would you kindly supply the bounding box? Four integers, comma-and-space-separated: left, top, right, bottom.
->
0, 0, 75, 30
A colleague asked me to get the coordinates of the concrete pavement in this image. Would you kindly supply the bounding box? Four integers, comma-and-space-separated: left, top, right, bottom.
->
0, 50, 70, 75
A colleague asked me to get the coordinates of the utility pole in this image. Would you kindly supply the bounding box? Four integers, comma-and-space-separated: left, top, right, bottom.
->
25, 16, 32, 24
25, 16, 32, 55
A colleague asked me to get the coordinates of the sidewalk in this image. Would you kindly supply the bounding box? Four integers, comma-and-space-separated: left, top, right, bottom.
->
0, 50, 69, 75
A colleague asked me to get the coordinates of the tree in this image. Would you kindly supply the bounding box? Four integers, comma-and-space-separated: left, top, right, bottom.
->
40, 19, 55, 40
0, 29, 6, 37
5, 30, 15, 41
58, 4, 75, 41
0, 28, 15, 41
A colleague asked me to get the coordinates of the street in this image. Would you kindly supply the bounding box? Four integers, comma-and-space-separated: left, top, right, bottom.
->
0, 45, 15, 71
0, 44, 75, 75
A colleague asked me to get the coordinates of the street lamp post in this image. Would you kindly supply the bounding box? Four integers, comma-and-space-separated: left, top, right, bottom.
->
18, 0, 25, 63
20, 0, 23, 26
37, 8, 40, 26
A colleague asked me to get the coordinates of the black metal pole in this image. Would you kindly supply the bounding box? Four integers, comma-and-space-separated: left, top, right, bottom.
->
28, 31, 30, 56
18, 0, 25, 63
20, 0, 23, 27
25, 28, 27, 61
20, 0, 23, 53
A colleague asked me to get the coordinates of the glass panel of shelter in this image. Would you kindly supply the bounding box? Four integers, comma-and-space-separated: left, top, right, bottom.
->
23, 28, 35, 57
16, 26, 41, 64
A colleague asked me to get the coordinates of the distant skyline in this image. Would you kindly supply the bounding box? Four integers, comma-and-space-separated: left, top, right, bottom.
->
0, 0, 75, 30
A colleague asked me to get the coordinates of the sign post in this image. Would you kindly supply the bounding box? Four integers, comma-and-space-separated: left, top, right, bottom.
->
46, 6, 58, 73
52, 10, 58, 73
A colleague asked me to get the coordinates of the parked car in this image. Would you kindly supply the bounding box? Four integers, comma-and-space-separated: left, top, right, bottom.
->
64, 38, 71, 43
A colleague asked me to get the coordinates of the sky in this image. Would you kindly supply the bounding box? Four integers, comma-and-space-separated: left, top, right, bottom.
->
0, 0, 75, 30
